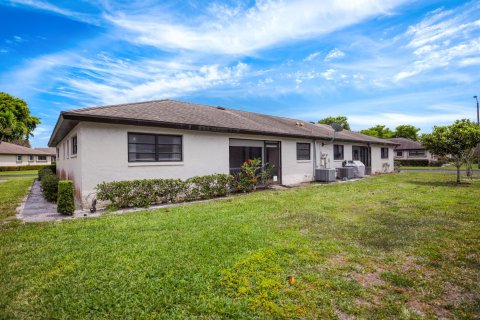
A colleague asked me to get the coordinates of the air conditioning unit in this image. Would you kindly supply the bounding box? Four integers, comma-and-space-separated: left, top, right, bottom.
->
337, 167, 355, 179
315, 168, 336, 182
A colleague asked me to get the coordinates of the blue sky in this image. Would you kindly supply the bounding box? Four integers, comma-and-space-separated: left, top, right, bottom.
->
0, 0, 479, 147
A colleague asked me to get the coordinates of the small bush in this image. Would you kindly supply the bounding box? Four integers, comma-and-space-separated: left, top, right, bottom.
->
38, 168, 53, 181
41, 173, 59, 202
231, 158, 262, 193
57, 180, 75, 215
185, 174, 233, 201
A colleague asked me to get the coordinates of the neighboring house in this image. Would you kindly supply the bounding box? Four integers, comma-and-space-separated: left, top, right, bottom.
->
0, 141, 54, 167
34, 147, 57, 162
48, 100, 397, 208
389, 138, 438, 162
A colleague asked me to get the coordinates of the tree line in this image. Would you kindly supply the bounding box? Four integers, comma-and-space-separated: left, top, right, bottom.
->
318, 116, 420, 141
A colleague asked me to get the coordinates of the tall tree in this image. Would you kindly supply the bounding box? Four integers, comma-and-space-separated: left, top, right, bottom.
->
422, 119, 480, 183
0, 92, 40, 143
394, 124, 421, 141
318, 116, 351, 130
360, 125, 394, 138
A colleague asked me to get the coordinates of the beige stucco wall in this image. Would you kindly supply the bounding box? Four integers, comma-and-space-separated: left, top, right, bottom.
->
55, 122, 395, 208
56, 124, 83, 199
0, 154, 52, 167
315, 141, 394, 174
371, 145, 394, 173
394, 150, 437, 162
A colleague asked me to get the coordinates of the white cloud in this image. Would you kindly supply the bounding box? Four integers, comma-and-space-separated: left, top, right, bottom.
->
395, 3, 480, 81
107, 0, 409, 55
8, 0, 99, 24
58, 57, 250, 105
304, 51, 321, 61
321, 69, 336, 80
324, 48, 345, 61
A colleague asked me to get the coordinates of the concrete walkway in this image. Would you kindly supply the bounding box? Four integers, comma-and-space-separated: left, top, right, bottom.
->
17, 180, 73, 222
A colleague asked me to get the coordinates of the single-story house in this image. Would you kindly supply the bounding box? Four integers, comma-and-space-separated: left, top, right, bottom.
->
48, 100, 397, 208
0, 141, 55, 167
34, 147, 57, 162
389, 138, 438, 162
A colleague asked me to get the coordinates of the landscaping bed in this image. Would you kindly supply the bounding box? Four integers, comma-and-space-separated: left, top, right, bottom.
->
0, 172, 479, 319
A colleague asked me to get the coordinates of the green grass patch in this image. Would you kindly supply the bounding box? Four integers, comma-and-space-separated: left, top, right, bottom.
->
0, 176, 34, 221
0, 173, 479, 319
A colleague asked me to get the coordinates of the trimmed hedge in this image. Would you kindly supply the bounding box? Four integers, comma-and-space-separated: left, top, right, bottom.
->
57, 180, 75, 215
38, 168, 53, 181
96, 174, 233, 209
0, 164, 51, 172
397, 159, 449, 167
41, 174, 59, 202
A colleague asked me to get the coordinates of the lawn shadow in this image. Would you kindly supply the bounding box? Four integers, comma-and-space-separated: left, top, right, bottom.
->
407, 180, 473, 187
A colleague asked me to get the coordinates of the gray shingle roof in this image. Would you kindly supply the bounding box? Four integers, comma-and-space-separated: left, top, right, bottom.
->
34, 147, 56, 156
388, 138, 425, 150
0, 141, 51, 155
50, 99, 397, 146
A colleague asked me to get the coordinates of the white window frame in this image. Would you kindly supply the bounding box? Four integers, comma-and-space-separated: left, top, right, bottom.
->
16, 155, 22, 162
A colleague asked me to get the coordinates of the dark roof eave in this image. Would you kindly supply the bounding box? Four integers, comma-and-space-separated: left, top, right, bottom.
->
54, 112, 398, 146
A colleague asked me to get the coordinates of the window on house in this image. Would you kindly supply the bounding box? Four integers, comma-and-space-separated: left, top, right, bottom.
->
29, 155, 34, 162
71, 136, 77, 155
408, 150, 426, 157
333, 144, 344, 160
37, 155, 47, 162
128, 133, 182, 162
56, 148, 59, 158
296, 143, 311, 160
63, 143, 65, 160
396, 151, 403, 157
67, 140, 70, 158
381, 147, 389, 159
16, 155, 22, 162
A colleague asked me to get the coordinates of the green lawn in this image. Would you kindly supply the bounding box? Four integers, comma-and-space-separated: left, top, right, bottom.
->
1, 173, 479, 319
0, 176, 35, 221
0, 170, 38, 176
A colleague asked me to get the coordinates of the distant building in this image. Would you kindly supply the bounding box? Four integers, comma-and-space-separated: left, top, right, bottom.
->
389, 138, 438, 162
0, 141, 55, 167
34, 147, 57, 162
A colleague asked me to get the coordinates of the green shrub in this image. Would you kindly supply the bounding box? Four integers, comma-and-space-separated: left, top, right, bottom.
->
0, 164, 51, 172
231, 158, 262, 193
396, 159, 429, 167
57, 180, 75, 215
49, 162, 56, 174
38, 168, 53, 181
96, 174, 232, 209
428, 160, 448, 167
41, 173, 59, 202
185, 174, 233, 201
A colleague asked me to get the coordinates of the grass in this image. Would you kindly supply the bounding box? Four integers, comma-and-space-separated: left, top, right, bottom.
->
1, 173, 479, 319
0, 170, 39, 176
0, 176, 35, 221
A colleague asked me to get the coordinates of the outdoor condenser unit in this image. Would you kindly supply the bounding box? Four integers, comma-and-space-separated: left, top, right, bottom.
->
337, 167, 355, 179
315, 168, 336, 182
